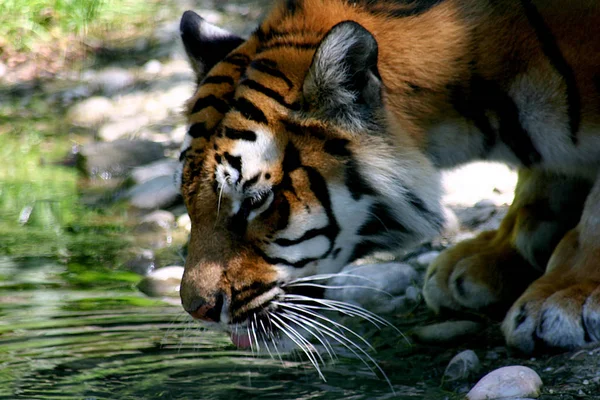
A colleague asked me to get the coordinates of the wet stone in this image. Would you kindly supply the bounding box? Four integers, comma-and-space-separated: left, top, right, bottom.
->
78, 139, 165, 179
137, 265, 184, 298
124, 249, 156, 276
325, 262, 418, 314
176, 213, 191, 233
135, 210, 175, 234
90, 67, 135, 96
97, 116, 151, 142
444, 350, 480, 382
467, 366, 542, 400
412, 321, 483, 344
67, 96, 114, 127
415, 251, 440, 268
124, 175, 181, 210
130, 158, 180, 185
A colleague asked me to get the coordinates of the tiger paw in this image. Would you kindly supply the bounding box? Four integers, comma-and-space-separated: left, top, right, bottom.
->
502, 230, 600, 353
423, 230, 539, 313
502, 280, 600, 354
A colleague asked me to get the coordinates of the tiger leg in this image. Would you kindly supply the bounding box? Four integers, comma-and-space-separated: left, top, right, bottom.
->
502, 172, 600, 353
423, 169, 591, 314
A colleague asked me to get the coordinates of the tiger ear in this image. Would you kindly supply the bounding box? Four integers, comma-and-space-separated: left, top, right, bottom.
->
303, 21, 382, 129
180, 10, 245, 82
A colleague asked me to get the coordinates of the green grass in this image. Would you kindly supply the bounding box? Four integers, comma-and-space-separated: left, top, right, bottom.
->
0, 0, 163, 54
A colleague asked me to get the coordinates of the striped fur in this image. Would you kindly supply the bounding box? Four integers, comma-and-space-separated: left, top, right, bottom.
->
176, 0, 600, 354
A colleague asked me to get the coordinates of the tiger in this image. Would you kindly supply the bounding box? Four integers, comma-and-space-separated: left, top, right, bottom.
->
176, 0, 600, 356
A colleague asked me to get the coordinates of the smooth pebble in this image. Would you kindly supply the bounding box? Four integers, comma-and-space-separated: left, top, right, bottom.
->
466, 366, 542, 400
444, 349, 480, 382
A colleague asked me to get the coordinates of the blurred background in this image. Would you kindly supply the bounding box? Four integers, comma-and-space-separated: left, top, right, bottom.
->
0, 1, 524, 399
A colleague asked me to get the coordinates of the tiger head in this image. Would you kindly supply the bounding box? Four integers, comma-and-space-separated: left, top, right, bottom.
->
177, 3, 444, 348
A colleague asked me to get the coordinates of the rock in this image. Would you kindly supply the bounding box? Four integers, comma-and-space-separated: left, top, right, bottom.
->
444, 350, 480, 382
415, 251, 440, 268
124, 249, 156, 276
130, 159, 180, 185
176, 213, 191, 233
135, 210, 175, 233
77, 139, 165, 179
404, 285, 420, 303
143, 59, 162, 75
137, 265, 184, 297
91, 67, 135, 95
97, 115, 151, 142
67, 96, 114, 127
124, 175, 181, 209
412, 321, 483, 344
467, 366, 542, 400
324, 263, 418, 314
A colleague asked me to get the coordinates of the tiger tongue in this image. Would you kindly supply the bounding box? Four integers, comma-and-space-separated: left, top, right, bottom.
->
230, 332, 252, 349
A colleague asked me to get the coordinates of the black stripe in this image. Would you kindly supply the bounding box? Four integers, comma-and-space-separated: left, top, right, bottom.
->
521, 0, 580, 144
253, 245, 320, 269
345, 158, 376, 200
239, 79, 300, 109
448, 81, 496, 156
230, 281, 278, 318
191, 95, 229, 114
188, 122, 211, 139
223, 152, 242, 175
250, 59, 294, 89
358, 202, 410, 236
285, 0, 303, 14
276, 196, 291, 231
201, 75, 235, 85
242, 174, 260, 191
332, 248, 342, 259
274, 227, 327, 247
179, 147, 190, 162
233, 97, 268, 124
347, 0, 445, 18
324, 138, 351, 157
224, 127, 257, 141
282, 142, 302, 173
222, 53, 250, 67
405, 191, 444, 229
348, 240, 388, 262
257, 41, 320, 53
282, 120, 326, 140
454, 75, 542, 166
214, 153, 222, 164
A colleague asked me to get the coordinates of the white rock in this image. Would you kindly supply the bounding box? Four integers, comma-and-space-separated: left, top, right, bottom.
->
415, 251, 440, 268
135, 210, 175, 233
176, 213, 191, 233
444, 350, 480, 382
67, 96, 114, 127
130, 159, 180, 185
324, 263, 418, 314
98, 115, 150, 141
137, 266, 184, 298
125, 175, 181, 210
143, 59, 162, 75
412, 321, 482, 344
467, 366, 542, 400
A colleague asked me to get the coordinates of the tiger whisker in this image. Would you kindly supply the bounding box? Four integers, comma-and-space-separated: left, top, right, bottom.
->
283, 294, 391, 330
284, 273, 381, 286
274, 301, 376, 352
279, 309, 394, 392
269, 313, 325, 380
273, 309, 337, 363
284, 282, 394, 297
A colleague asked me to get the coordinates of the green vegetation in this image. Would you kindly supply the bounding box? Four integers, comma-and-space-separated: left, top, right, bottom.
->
0, 0, 163, 59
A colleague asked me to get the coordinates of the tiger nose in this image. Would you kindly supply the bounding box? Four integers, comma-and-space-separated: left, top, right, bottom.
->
187, 293, 224, 322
